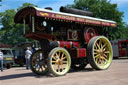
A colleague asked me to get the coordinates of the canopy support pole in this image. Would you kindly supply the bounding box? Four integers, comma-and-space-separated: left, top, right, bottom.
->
32, 16, 35, 32
23, 19, 26, 34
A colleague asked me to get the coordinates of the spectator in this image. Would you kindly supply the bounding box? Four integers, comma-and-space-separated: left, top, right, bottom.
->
30, 46, 35, 53
25, 47, 32, 69
0, 50, 4, 72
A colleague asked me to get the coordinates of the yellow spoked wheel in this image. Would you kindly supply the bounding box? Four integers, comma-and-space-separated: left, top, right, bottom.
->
87, 36, 113, 70
30, 50, 48, 75
48, 47, 71, 76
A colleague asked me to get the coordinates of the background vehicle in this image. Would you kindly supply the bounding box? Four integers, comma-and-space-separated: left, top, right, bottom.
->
14, 6, 116, 76
111, 39, 128, 58
0, 44, 14, 69
13, 42, 35, 66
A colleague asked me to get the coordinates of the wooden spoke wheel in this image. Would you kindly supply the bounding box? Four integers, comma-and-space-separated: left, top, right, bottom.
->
48, 47, 71, 76
87, 36, 113, 70
30, 50, 48, 75
84, 27, 98, 43
71, 64, 87, 70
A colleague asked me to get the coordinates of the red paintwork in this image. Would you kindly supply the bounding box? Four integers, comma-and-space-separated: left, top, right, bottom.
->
36, 11, 116, 27
58, 41, 80, 49
84, 28, 98, 43
72, 41, 80, 48
118, 40, 128, 57
77, 48, 86, 58
68, 31, 80, 40
25, 32, 56, 40
0, 44, 12, 48
58, 41, 72, 48
69, 48, 86, 58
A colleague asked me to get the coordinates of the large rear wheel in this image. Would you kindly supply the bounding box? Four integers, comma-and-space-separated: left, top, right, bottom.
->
48, 47, 71, 76
87, 36, 113, 70
30, 50, 48, 75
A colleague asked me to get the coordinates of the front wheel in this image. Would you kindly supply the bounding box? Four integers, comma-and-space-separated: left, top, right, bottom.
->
87, 36, 113, 70
48, 47, 71, 76
30, 50, 48, 75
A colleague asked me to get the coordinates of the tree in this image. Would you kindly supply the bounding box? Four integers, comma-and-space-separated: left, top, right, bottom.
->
0, 0, 2, 6
67, 0, 124, 40
0, 3, 37, 46
17, 3, 38, 11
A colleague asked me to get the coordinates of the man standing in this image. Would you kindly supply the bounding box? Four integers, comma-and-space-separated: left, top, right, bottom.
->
25, 47, 32, 69
0, 50, 3, 72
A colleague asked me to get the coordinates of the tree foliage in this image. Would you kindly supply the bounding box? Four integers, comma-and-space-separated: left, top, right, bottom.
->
67, 0, 126, 40
0, 3, 37, 46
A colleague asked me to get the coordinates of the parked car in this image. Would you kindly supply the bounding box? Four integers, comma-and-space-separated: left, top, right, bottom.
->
0, 48, 14, 69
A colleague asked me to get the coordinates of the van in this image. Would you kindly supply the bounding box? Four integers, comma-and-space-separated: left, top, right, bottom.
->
0, 48, 14, 69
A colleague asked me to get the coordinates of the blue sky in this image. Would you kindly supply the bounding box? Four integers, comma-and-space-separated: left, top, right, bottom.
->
0, 0, 128, 24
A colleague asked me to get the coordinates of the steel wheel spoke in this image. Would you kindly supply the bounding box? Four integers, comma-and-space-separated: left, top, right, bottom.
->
62, 61, 67, 63
60, 62, 64, 70
103, 54, 108, 59
61, 53, 64, 59
103, 47, 106, 51
93, 52, 97, 55
94, 44, 98, 50
98, 59, 101, 64
104, 51, 110, 54
95, 57, 99, 64
94, 54, 100, 58
102, 44, 106, 49
52, 61, 56, 63
101, 60, 104, 65
52, 55, 57, 60
57, 64, 60, 72
96, 43, 100, 49
55, 53, 59, 59
99, 39, 102, 48
102, 57, 108, 64
58, 51, 61, 58
94, 49, 98, 52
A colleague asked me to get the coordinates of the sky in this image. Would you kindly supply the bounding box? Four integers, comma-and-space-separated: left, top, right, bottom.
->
0, 0, 128, 24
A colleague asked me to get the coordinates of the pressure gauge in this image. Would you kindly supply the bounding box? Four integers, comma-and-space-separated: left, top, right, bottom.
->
42, 21, 47, 27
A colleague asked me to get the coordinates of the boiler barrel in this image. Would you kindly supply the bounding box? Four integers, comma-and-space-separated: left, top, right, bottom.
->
60, 6, 93, 17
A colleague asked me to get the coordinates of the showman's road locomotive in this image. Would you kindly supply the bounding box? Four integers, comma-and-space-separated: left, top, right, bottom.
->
14, 6, 116, 76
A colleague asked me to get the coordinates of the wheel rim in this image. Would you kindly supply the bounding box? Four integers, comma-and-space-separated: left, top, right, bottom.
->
31, 50, 48, 74
93, 37, 112, 69
50, 48, 71, 75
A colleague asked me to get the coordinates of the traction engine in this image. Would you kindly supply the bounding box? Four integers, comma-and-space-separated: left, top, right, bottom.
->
14, 6, 116, 76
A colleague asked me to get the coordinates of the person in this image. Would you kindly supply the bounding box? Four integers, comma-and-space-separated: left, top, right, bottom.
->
0, 50, 4, 72
30, 46, 35, 54
25, 47, 32, 69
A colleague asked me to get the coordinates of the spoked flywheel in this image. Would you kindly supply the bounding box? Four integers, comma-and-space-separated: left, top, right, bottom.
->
87, 36, 113, 70
30, 50, 48, 75
48, 47, 71, 76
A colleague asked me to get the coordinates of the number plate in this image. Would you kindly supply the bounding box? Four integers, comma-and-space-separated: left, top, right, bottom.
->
6, 58, 12, 60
